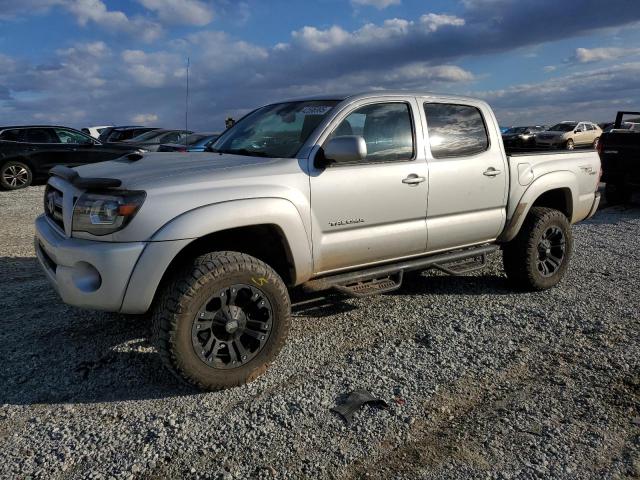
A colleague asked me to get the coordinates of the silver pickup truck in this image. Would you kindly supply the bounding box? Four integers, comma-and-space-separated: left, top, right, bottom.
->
35, 92, 601, 390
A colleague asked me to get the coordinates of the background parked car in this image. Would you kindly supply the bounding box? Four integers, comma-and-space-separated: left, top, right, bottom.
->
0, 125, 143, 190
501, 125, 547, 149
98, 126, 159, 143
535, 121, 602, 150
124, 129, 192, 152
81, 125, 112, 139
158, 132, 220, 152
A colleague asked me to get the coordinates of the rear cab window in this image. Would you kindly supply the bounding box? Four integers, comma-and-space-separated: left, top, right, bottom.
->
423, 103, 489, 158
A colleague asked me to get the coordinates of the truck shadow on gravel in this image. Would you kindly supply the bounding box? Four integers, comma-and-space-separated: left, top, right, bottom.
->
0, 257, 194, 406
586, 204, 640, 225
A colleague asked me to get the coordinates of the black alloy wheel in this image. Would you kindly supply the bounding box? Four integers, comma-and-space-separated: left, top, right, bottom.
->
536, 225, 566, 277
192, 283, 273, 369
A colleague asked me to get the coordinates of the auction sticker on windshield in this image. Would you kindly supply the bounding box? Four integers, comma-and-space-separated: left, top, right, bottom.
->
300, 105, 333, 115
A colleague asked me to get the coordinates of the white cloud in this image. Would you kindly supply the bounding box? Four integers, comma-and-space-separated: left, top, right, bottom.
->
137, 0, 214, 26
122, 49, 182, 87
291, 25, 351, 52
131, 113, 159, 124
573, 47, 640, 63
479, 62, 640, 124
291, 14, 465, 52
64, 0, 163, 42
351, 0, 400, 9
186, 31, 269, 64
543, 65, 557, 72
419, 13, 465, 32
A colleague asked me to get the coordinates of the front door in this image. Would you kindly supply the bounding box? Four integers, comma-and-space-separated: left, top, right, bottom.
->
25, 128, 68, 171
53, 128, 107, 166
420, 101, 508, 252
309, 99, 429, 274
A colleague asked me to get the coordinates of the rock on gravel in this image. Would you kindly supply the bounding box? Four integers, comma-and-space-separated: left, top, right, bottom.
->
0, 187, 639, 479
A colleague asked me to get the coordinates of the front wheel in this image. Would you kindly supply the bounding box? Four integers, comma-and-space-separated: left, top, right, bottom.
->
565, 139, 575, 150
0, 161, 33, 190
152, 251, 291, 390
502, 207, 573, 291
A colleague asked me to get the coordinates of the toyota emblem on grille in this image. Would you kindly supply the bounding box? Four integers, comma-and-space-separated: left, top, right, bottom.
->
46, 192, 56, 216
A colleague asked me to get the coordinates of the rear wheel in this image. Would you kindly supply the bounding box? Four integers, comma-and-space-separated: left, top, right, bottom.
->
503, 207, 573, 290
565, 139, 575, 150
0, 161, 32, 190
152, 251, 291, 390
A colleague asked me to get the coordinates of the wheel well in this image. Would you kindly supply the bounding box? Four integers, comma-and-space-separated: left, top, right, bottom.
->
1, 156, 37, 175
531, 188, 573, 219
157, 224, 296, 291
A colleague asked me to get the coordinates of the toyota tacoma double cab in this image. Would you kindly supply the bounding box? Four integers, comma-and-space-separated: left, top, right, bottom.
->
35, 92, 601, 390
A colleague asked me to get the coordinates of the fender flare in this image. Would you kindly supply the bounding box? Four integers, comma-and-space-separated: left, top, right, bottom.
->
120, 197, 313, 314
499, 170, 578, 242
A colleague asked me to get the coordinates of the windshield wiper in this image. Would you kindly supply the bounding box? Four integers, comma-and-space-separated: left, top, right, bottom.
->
214, 148, 271, 158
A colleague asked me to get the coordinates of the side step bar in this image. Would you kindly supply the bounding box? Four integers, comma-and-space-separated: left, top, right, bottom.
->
304, 244, 500, 297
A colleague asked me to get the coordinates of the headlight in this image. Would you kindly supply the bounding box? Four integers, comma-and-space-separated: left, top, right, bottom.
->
72, 191, 146, 236
135, 148, 149, 153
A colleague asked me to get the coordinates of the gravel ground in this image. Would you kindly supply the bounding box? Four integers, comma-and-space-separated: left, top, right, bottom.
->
0, 186, 639, 480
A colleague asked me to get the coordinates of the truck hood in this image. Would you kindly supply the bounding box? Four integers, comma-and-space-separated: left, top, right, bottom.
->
73, 152, 280, 189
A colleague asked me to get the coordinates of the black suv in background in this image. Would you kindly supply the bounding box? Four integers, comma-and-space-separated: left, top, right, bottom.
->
502, 125, 548, 149
0, 126, 142, 190
98, 126, 158, 143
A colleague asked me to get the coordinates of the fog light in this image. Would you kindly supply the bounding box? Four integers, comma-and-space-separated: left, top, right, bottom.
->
71, 262, 102, 292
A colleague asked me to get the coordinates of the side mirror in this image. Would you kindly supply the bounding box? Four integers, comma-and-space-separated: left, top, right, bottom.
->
321, 136, 367, 166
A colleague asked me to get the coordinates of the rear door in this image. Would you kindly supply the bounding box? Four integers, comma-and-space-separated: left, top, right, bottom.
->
585, 123, 598, 145
309, 97, 429, 273
420, 100, 508, 252
574, 123, 588, 145
24, 128, 67, 171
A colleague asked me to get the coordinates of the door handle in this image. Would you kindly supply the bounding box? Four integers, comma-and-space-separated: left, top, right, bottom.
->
483, 167, 502, 177
402, 174, 426, 185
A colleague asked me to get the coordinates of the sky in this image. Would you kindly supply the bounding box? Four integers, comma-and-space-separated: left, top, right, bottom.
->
0, 0, 639, 131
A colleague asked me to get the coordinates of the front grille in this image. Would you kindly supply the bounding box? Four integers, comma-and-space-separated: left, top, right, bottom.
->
44, 185, 65, 231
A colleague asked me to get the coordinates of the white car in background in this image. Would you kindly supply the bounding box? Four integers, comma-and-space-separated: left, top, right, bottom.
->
535, 121, 602, 150
81, 125, 113, 139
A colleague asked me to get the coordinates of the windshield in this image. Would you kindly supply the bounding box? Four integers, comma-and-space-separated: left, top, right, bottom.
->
504, 127, 528, 134
127, 130, 165, 142
181, 134, 207, 145
212, 100, 340, 158
549, 123, 576, 132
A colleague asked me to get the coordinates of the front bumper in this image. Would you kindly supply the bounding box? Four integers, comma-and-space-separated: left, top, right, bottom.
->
34, 215, 146, 312
535, 138, 562, 147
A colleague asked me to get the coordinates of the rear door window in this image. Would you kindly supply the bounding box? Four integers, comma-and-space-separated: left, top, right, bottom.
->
26, 128, 59, 143
424, 103, 489, 158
